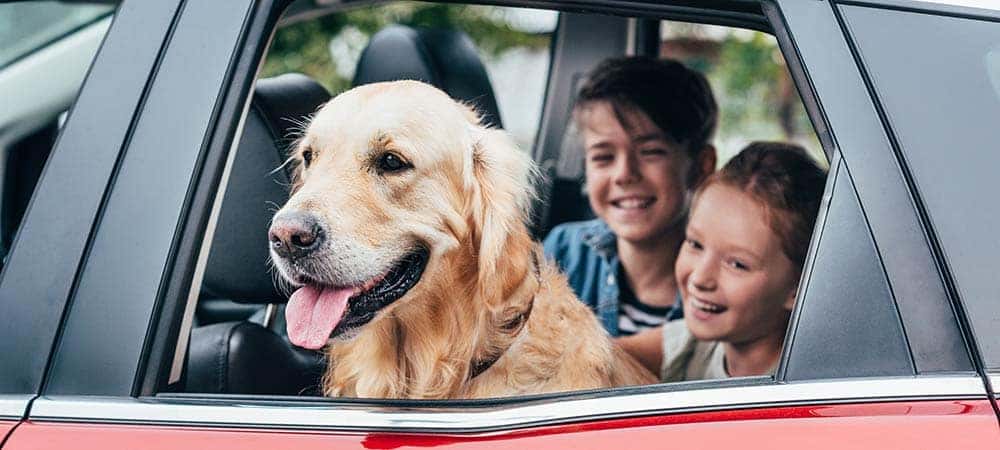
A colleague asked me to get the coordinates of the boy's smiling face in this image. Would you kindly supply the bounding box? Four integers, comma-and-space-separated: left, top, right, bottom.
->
675, 183, 799, 346
579, 101, 698, 246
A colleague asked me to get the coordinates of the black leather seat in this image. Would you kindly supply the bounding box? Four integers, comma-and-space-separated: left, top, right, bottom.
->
184, 73, 330, 395
353, 25, 504, 129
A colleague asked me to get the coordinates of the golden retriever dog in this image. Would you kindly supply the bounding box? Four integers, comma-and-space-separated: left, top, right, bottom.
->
267, 80, 655, 399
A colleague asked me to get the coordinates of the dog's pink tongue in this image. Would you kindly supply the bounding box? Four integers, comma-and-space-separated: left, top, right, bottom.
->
286, 285, 355, 350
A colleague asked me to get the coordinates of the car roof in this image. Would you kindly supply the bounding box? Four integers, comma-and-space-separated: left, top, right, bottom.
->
920, 0, 1000, 10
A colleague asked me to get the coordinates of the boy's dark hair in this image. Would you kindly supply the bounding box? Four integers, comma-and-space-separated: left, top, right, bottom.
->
575, 56, 718, 155
697, 141, 827, 271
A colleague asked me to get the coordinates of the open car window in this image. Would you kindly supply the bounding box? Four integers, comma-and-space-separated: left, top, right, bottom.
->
171, 0, 843, 402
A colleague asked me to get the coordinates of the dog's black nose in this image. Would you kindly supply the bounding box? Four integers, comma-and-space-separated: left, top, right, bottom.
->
269, 211, 324, 259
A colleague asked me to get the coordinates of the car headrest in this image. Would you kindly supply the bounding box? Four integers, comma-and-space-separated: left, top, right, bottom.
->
201, 73, 330, 304
353, 25, 503, 129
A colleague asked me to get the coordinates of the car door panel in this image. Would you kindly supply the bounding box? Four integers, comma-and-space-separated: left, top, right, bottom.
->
15, 375, 992, 447
1, 421, 17, 445
0, 0, 184, 396
5, 400, 997, 449
782, 156, 912, 380
42, 0, 261, 396
837, 1, 1000, 376
772, 0, 971, 374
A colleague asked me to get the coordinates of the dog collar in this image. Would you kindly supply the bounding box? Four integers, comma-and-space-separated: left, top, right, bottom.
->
468, 250, 541, 381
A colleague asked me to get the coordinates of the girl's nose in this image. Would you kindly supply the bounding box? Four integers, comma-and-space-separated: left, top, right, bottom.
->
689, 257, 718, 291
613, 152, 641, 186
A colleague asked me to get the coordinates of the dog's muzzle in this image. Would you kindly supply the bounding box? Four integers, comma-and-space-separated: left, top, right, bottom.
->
269, 210, 325, 260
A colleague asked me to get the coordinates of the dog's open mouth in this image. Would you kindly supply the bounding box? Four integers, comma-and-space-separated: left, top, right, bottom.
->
285, 247, 429, 349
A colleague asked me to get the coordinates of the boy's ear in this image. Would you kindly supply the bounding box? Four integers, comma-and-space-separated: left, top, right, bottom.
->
686, 144, 716, 188
696, 144, 717, 183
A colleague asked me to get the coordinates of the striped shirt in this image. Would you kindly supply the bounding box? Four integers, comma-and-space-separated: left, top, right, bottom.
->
617, 267, 674, 336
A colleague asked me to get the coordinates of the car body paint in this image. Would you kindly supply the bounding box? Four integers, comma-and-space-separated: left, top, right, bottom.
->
3, 401, 997, 449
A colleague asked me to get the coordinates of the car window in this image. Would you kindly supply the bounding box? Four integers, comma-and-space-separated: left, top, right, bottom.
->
840, 5, 1000, 371
0, 0, 116, 394
0, 2, 114, 263
0, 1, 112, 70
166, 0, 849, 401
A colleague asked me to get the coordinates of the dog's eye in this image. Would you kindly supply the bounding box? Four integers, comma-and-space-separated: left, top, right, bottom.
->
377, 152, 412, 174
302, 149, 314, 168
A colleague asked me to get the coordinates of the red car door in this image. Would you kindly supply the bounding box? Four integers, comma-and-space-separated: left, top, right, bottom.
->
5, 397, 997, 449
0, 422, 17, 444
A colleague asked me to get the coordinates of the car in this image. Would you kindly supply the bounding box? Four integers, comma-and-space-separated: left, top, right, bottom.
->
1, 0, 999, 447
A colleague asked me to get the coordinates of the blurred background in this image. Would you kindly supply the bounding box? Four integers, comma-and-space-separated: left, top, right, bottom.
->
262, 1, 821, 164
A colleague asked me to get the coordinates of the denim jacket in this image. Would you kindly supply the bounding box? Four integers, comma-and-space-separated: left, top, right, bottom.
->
542, 219, 683, 336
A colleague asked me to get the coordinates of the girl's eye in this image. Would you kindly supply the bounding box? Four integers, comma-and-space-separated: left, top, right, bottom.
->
640, 148, 668, 157
377, 152, 412, 174
302, 149, 314, 167
686, 238, 703, 251
728, 259, 750, 271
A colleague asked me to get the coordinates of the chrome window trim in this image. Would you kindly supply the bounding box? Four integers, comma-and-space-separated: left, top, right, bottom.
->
29, 376, 985, 432
851, 0, 1000, 11
0, 395, 31, 420
908, 0, 1000, 10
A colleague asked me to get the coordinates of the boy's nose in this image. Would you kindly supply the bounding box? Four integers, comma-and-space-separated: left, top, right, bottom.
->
613, 153, 641, 185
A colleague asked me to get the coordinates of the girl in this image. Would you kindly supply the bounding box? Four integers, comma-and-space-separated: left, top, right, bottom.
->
621, 142, 826, 380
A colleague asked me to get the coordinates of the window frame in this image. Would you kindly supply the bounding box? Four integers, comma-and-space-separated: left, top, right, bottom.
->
26, 375, 987, 430
0, 0, 181, 398
832, 0, 1000, 388
24, 0, 987, 431
772, 0, 974, 376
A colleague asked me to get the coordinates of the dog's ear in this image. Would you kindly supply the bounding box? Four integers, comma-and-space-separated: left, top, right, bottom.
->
466, 125, 539, 306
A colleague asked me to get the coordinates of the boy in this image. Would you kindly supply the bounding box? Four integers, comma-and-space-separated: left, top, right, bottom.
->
544, 56, 718, 337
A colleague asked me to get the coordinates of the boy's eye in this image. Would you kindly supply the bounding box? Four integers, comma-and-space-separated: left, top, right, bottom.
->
589, 153, 613, 163
685, 238, 703, 250
639, 148, 668, 157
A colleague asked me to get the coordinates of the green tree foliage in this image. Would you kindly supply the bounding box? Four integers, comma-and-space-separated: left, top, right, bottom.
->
261, 2, 547, 94
677, 29, 819, 158
262, 14, 347, 92
261, 4, 820, 160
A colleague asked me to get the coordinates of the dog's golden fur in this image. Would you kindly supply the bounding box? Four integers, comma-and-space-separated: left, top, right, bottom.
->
275, 80, 655, 398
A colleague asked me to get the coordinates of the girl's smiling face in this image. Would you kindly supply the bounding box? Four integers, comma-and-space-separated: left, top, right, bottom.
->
676, 183, 799, 346
579, 101, 697, 246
